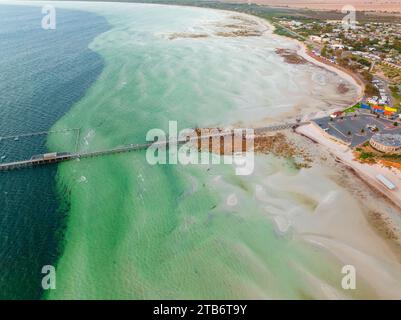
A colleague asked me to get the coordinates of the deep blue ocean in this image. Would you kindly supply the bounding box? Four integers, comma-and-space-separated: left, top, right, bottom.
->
0, 5, 108, 299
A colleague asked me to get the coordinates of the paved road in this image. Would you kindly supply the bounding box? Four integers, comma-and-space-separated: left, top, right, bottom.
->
373, 75, 395, 108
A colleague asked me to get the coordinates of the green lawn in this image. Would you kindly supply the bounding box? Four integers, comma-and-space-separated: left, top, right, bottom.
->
343, 103, 361, 113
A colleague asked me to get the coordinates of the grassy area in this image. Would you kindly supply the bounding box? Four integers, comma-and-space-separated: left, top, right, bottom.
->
390, 85, 401, 109
272, 24, 304, 41
344, 103, 361, 114
380, 64, 401, 81
355, 144, 401, 166
382, 154, 401, 161
359, 151, 374, 160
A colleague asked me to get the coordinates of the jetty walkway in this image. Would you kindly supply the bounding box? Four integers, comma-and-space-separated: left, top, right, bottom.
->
0, 121, 307, 171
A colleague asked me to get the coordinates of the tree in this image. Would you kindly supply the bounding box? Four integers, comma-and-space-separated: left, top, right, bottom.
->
359, 59, 372, 68
361, 71, 373, 82
365, 83, 379, 96
321, 45, 328, 57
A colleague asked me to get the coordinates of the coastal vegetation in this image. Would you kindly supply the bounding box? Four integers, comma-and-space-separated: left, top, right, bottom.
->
63, 0, 401, 23
390, 85, 401, 107
275, 49, 308, 64
381, 64, 401, 81
344, 103, 360, 114
355, 144, 401, 165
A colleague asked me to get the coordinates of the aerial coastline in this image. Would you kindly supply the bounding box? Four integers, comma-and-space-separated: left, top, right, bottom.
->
216, 7, 401, 211
215, 8, 401, 288
261, 14, 401, 211
183, 4, 401, 297
255, 8, 401, 253
1, 1, 401, 300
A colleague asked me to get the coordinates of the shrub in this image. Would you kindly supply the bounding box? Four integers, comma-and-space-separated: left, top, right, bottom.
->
360, 152, 374, 160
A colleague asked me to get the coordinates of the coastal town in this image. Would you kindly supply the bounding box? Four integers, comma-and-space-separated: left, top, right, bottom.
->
275, 17, 401, 109
239, 11, 400, 208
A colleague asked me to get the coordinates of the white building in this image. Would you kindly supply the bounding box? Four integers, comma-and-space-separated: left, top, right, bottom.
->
309, 35, 322, 43
330, 44, 345, 50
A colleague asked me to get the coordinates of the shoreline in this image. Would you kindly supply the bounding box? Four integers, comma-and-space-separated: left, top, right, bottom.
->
48, 3, 401, 299
8, 2, 395, 211
253, 129, 401, 298
251, 14, 365, 115
268, 18, 401, 211
253, 14, 401, 214
301, 46, 366, 98
272, 29, 365, 106
225, 12, 365, 124
296, 123, 401, 210
248, 10, 401, 274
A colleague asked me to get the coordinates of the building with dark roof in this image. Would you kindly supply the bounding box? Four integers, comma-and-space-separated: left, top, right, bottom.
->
370, 133, 401, 153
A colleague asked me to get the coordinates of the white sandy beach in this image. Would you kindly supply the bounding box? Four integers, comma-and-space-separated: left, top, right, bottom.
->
279, 129, 401, 299
244, 12, 401, 298
297, 123, 401, 208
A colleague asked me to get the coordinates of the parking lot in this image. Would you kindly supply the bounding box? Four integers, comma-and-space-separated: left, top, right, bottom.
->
313, 113, 401, 147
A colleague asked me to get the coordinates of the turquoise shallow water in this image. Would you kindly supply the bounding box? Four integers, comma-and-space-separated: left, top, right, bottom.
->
41, 3, 371, 299
0, 5, 108, 299
3, 2, 395, 299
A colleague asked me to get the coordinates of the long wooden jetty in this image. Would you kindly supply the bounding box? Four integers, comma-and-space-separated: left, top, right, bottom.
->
0, 122, 307, 172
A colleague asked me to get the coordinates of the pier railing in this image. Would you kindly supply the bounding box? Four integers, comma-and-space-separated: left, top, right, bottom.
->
0, 122, 307, 172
